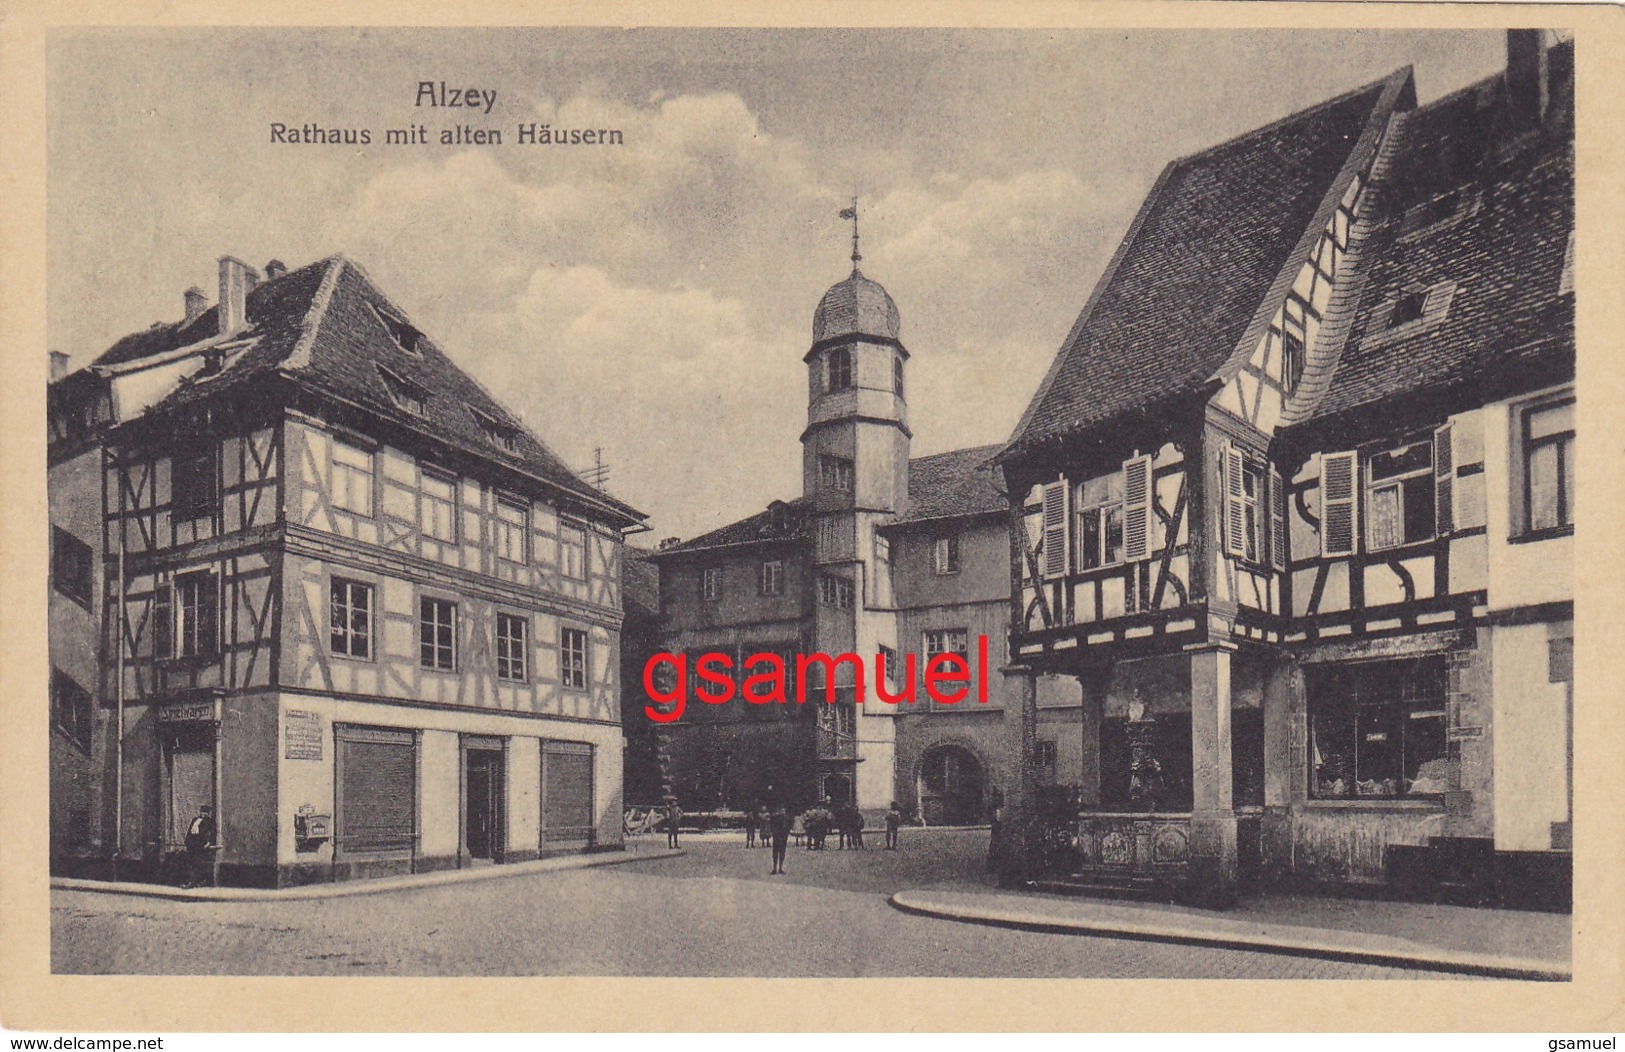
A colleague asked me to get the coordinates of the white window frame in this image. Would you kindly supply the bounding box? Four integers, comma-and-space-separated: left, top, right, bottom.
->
933, 533, 960, 575
494, 493, 529, 565
820, 455, 854, 493
419, 467, 458, 543
1518, 396, 1575, 536
760, 559, 785, 596
560, 626, 589, 691
329, 577, 373, 659
559, 521, 588, 580
701, 566, 723, 602
419, 596, 458, 672
496, 612, 528, 682
1365, 440, 1435, 552
818, 574, 854, 609
331, 437, 375, 517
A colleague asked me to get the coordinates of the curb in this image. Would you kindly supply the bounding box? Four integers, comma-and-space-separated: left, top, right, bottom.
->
52, 847, 685, 903
887, 891, 1570, 981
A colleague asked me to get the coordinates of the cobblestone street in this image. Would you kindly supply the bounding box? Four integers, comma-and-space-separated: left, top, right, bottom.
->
52, 830, 1458, 978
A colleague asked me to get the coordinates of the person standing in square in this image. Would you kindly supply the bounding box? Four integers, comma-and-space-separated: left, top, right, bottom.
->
665, 799, 682, 849
885, 801, 902, 850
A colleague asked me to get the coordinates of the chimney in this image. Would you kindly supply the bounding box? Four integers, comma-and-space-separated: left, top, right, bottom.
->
658, 537, 683, 551
265, 259, 287, 281
49, 351, 70, 381
1507, 29, 1550, 130
184, 286, 208, 324
217, 256, 256, 335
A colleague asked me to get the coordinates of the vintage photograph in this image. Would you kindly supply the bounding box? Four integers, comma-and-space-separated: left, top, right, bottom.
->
42, 23, 1575, 984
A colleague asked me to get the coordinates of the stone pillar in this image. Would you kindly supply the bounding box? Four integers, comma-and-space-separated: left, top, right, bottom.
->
1077, 672, 1102, 809
1188, 644, 1238, 908
996, 664, 1039, 885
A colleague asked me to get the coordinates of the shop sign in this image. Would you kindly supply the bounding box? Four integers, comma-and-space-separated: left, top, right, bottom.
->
285, 709, 324, 760
159, 700, 219, 724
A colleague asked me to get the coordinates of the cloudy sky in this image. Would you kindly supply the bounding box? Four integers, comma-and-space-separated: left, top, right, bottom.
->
48, 27, 1507, 541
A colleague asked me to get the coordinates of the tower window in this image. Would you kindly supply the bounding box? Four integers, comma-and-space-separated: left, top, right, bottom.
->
827, 347, 853, 392
820, 456, 854, 493
893, 356, 904, 398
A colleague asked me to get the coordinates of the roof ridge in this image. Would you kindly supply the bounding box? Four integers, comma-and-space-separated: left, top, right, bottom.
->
282, 255, 347, 372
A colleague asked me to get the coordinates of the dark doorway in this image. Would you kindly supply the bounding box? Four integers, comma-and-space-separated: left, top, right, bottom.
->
917, 745, 985, 826
463, 745, 505, 864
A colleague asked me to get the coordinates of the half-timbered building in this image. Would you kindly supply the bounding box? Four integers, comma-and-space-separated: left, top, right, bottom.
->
48, 255, 645, 885
997, 32, 1573, 907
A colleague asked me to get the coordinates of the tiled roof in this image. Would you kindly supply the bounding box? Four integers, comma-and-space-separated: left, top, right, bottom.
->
89, 257, 642, 525
656, 498, 811, 556
1295, 42, 1574, 429
622, 547, 663, 621
1004, 71, 1408, 455
656, 443, 1005, 557
895, 444, 1005, 524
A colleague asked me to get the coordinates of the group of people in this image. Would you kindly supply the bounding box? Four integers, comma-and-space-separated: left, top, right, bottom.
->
743, 800, 906, 858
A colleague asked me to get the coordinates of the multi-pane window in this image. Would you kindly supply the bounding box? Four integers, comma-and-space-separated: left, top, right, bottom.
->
330, 578, 373, 659
560, 627, 589, 690
1523, 399, 1574, 533
496, 613, 528, 682
560, 522, 588, 580
171, 446, 218, 520
1075, 473, 1125, 569
332, 437, 375, 516
51, 525, 93, 606
377, 365, 428, 416
701, 566, 722, 602
419, 469, 457, 543
820, 455, 854, 493
494, 494, 528, 564
1366, 440, 1435, 551
933, 534, 960, 575
1309, 658, 1448, 799
827, 347, 853, 391
923, 628, 969, 660
878, 644, 898, 686
419, 597, 457, 671
760, 559, 784, 596
472, 408, 520, 454
173, 573, 218, 658
1034, 740, 1058, 785
817, 574, 854, 609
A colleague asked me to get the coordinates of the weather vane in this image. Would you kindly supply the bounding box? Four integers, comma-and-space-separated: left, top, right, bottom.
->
838, 197, 861, 268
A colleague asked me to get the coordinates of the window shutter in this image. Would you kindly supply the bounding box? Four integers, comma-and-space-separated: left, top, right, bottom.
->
1270, 467, 1287, 571
1320, 451, 1359, 557
1041, 480, 1069, 579
1222, 443, 1247, 559
1434, 423, 1454, 535
1122, 455, 1153, 562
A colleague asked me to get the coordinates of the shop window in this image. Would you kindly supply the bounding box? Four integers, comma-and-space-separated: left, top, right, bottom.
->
560, 626, 589, 690
419, 468, 457, 543
51, 525, 93, 607
331, 437, 375, 516
494, 494, 529, 565
933, 533, 960, 575
560, 522, 588, 580
1366, 440, 1435, 551
1520, 398, 1574, 535
419, 596, 457, 671
329, 578, 373, 659
496, 612, 528, 682
171, 446, 218, 521
1308, 658, 1449, 799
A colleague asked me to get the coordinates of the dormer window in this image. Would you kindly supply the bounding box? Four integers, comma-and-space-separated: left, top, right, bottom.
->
827, 347, 853, 392
470, 406, 520, 454
371, 302, 422, 354
377, 365, 428, 416
1389, 288, 1429, 329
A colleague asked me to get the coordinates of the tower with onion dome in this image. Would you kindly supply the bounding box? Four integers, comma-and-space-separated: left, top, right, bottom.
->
800, 202, 906, 812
